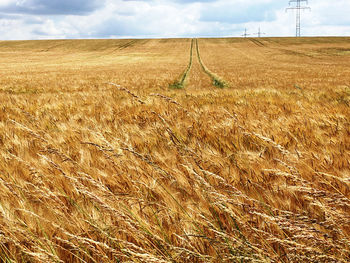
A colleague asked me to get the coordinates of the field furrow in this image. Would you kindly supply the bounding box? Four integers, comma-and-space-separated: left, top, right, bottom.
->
195, 39, 227, 88
184, 42, 214, 92
169, 39, 194, 89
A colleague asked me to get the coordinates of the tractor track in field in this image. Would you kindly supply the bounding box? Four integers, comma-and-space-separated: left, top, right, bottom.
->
195, 39, 228, 89
169, 39, 194, 89
118, 39, 141, 50
249, 38, 265, 47
170, 39, 228, 90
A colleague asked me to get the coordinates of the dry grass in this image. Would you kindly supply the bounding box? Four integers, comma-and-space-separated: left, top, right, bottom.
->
0, 37, 349, 262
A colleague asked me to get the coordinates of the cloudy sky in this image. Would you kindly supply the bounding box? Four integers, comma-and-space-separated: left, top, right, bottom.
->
0, 0, 349, 40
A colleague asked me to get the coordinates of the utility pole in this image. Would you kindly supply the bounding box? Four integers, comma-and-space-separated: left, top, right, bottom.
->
286, 0, 311, 37
241, 28, 250, 38
254, 28, 266, 38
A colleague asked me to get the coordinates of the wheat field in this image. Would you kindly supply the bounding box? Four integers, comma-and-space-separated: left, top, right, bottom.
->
0, 37, 349, 262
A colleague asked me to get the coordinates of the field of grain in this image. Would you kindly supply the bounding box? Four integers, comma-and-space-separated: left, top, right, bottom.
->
0, 37, 349, 262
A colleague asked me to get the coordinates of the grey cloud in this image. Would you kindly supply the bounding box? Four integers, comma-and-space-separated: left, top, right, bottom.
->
0, 13, 21, 19
0, 0, 104, 15
31, 28, 49, 36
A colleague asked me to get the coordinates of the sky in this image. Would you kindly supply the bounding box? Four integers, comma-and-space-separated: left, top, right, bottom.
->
0, 0, 349, 40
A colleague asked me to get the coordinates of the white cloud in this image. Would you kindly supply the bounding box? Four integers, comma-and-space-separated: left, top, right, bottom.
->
0, 0, 349, 39
0, 0, 13, 6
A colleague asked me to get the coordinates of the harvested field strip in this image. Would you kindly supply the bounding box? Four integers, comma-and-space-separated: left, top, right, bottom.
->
195, 39, 227, 88
169, 39, 194, 89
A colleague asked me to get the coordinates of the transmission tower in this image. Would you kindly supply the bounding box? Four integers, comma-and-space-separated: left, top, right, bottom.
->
286, 0, 311, 37
254, 28, 266, 38
241, 28, 250, 38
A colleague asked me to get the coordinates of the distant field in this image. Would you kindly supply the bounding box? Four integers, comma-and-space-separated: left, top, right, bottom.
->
0, 38, 349, 262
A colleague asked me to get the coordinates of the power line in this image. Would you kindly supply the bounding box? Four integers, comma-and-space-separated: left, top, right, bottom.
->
286, 0, 311, 37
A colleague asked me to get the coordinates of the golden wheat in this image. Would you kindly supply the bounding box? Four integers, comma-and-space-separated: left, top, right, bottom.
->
0, 37, 349, 262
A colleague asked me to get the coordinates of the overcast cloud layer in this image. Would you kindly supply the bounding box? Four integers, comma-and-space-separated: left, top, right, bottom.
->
0, 0, 349, 40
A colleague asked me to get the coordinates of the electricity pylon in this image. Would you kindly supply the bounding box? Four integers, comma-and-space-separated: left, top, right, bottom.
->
286, 0, 311, 37
254, 28, 266, 38
241, 28, 250, 38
